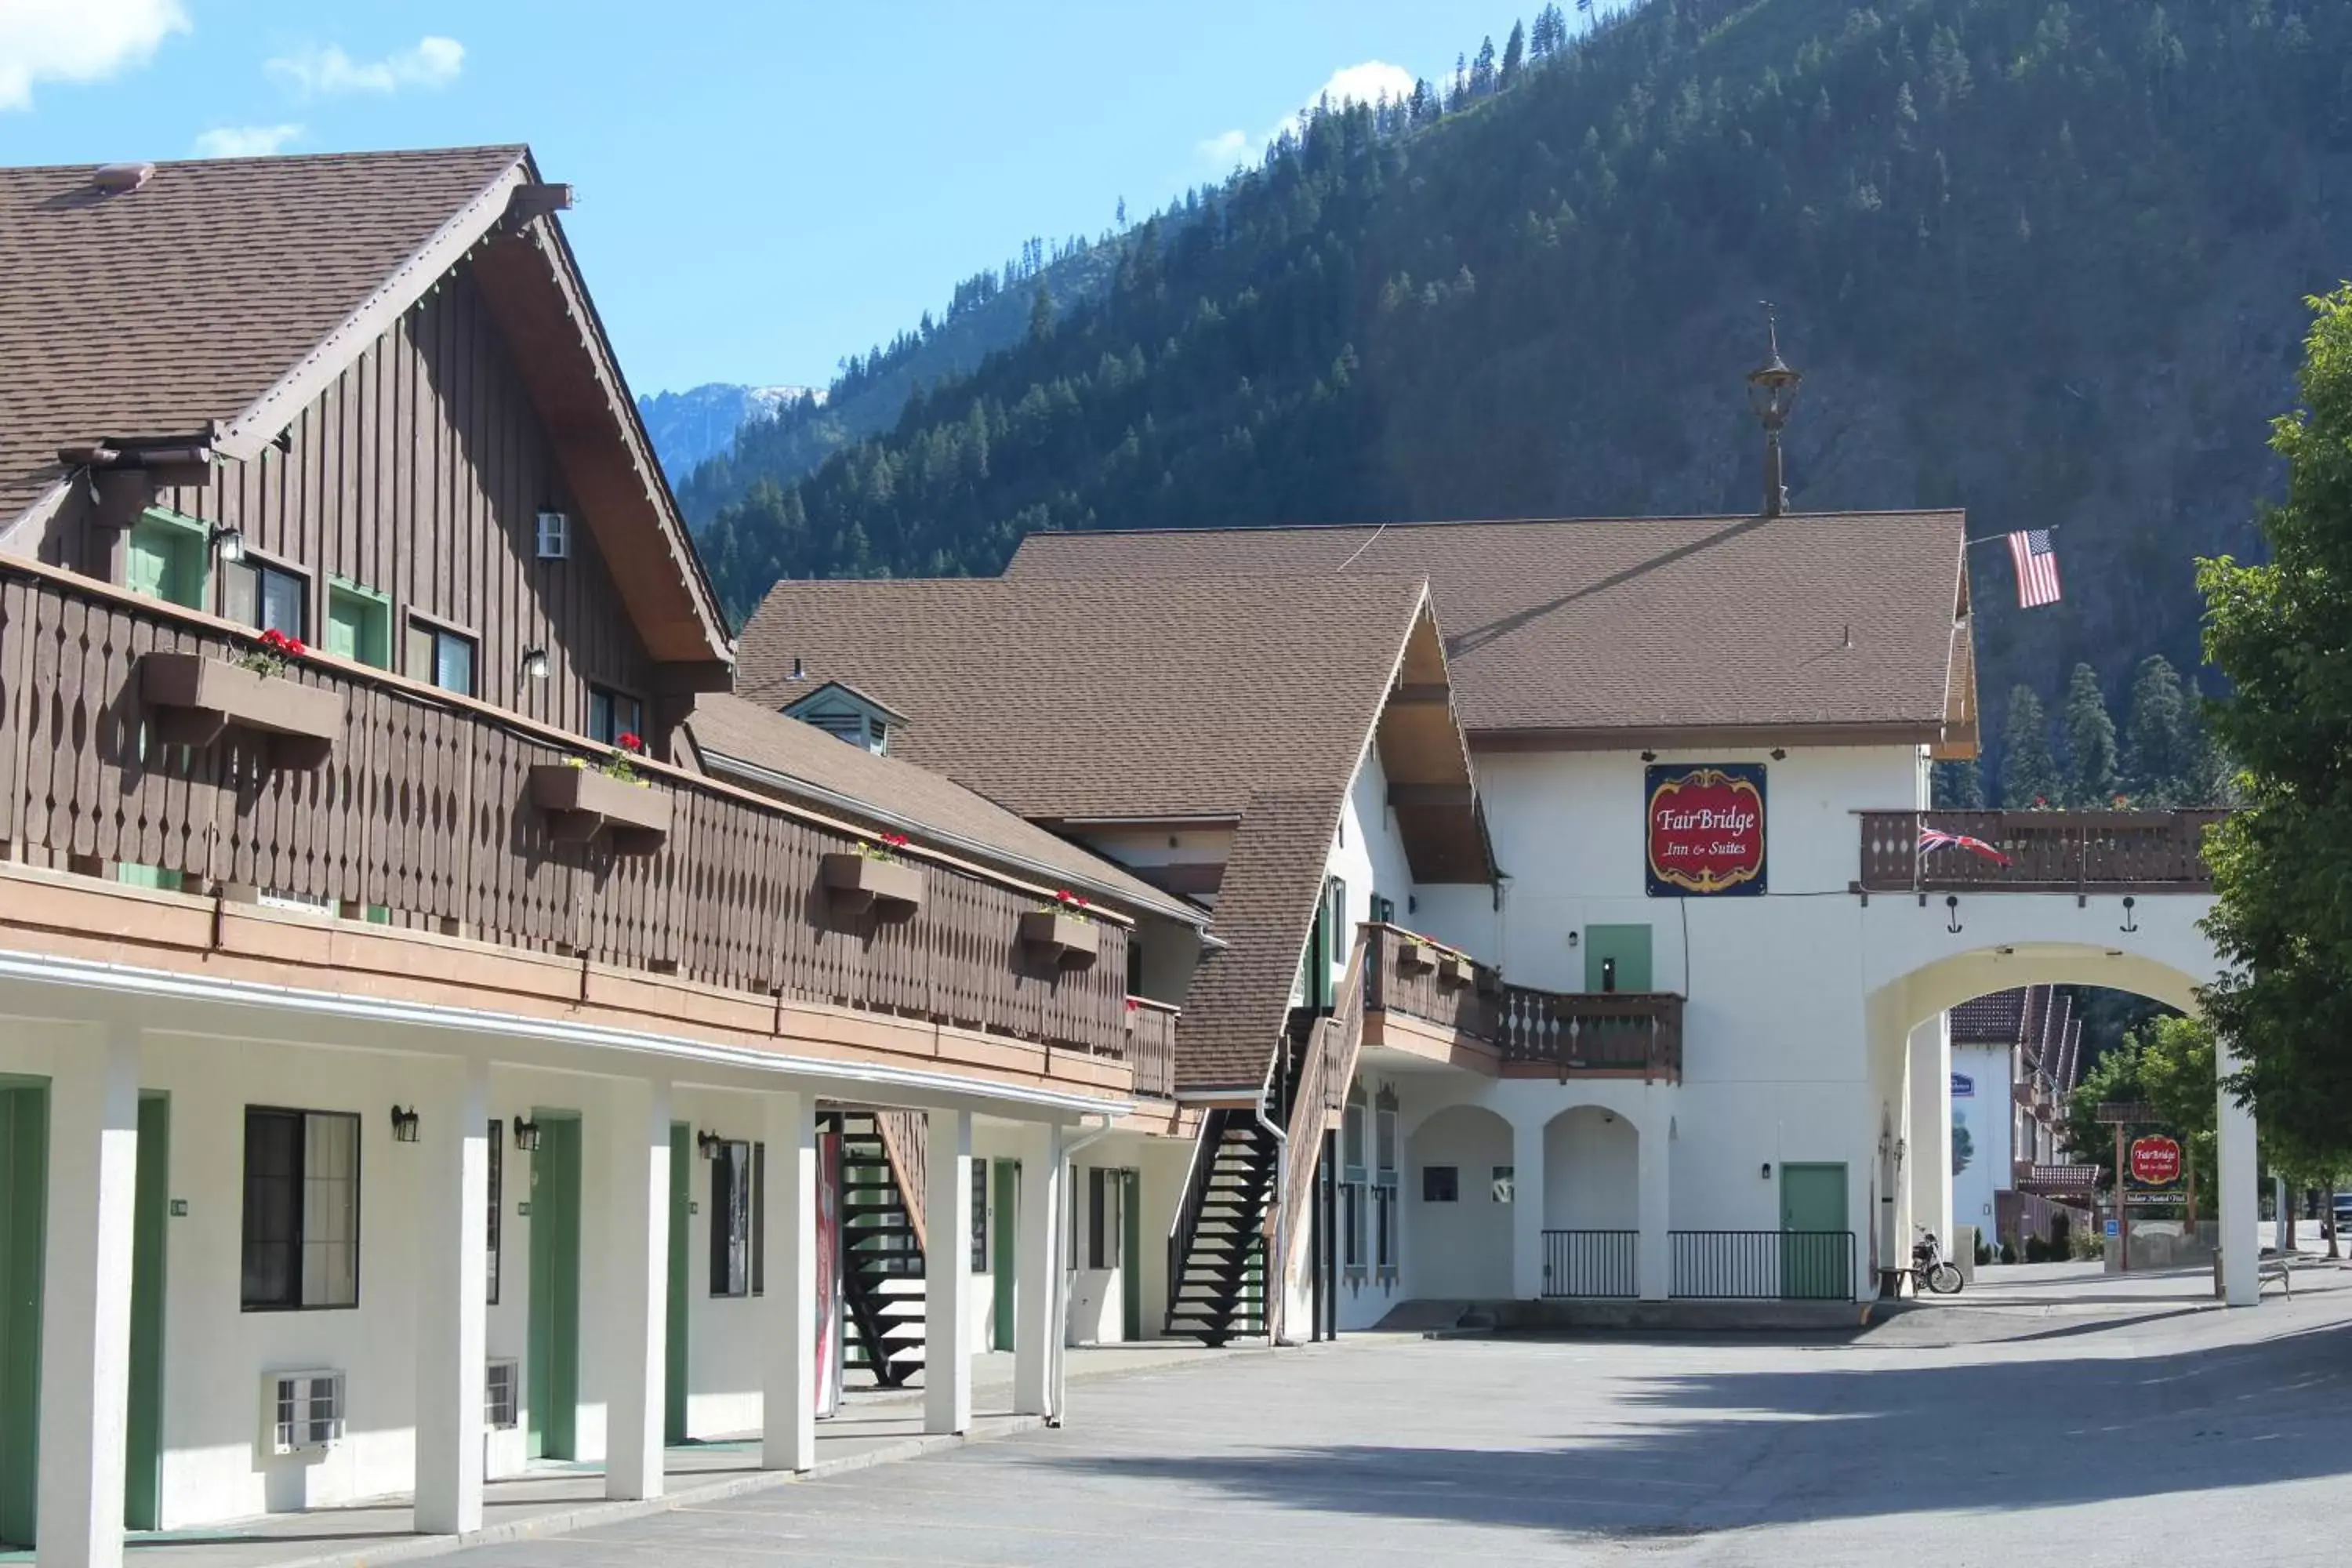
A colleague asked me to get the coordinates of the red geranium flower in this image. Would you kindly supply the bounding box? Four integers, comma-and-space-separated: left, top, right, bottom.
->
616, 731, 644, 753
882, 831, 909, 849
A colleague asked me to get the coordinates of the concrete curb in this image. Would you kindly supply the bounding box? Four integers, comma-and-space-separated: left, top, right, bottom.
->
241, 1419, 1044, 1568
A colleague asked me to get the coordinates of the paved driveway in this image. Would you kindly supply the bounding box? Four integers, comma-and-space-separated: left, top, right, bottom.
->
444, 1268, 2352, 1566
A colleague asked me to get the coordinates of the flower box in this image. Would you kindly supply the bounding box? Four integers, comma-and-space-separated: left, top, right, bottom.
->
1393, 938, 1435, 974
528, 764, 672, 854
1020, 909, 1100, 968
820, 851, 924, 913
1436, 953, 1475, 990
140, 652, 343, 768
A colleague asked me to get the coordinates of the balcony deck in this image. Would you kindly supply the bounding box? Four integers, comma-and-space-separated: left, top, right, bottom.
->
0, 557, 1149, 1098
1359, 923, 1683, 1083
1858, 810, 2227, 895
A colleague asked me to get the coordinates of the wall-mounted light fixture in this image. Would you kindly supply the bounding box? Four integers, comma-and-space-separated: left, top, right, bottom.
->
520, 648, 550, 681
210, 524, 245, 562
390, 1105, 420, 1143
1566, 931, 1580, 949
1760, 1162, 1773, 1180
697, 1130, 724, 1160
1769, 747, 1788, 761
1640, 750, 1658, 763
512, 1115, 543, 1152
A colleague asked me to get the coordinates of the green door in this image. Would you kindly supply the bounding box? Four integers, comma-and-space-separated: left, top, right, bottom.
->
1583, 925, 1653, 993
665, 1122, 690, 1444
990, 1161, 1018, 1352
1119, 1170, 1142, 1341
1780, 1163, 1849, 1301
526, 1114, 582, 1461
126, 513, 206, 610
0, 1085, 47, 1547
125, 1093, 170, 1530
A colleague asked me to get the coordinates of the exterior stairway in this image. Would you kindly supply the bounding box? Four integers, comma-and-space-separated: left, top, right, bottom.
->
833, 1109, 927, 1387
1164, 1108, 1276, 1345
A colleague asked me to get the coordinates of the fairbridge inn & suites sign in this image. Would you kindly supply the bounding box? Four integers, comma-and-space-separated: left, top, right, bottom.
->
1645, 764, 1768, 896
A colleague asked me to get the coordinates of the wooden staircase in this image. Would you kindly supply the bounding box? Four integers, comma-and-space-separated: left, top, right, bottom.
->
833, 1109, 928, 1387
1163, 1107, 1276, 1345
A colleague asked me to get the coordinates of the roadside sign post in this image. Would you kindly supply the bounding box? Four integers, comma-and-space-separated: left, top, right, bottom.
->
2096, 1102, 2158, 1272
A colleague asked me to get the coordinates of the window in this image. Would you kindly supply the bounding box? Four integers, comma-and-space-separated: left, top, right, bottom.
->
1342, 1086, 1367, 1181
325, 579, 391, 668
1342, 1184, 1362, 1272
125, 508, 207, 610
486, 1118, 503, 1305
1370, 894, 1396, 927
710, 1140, 753, 1297
1421, 1165, 1458, 1203
752, 1142, 768, 1296
971, 1160, 989, 1274
241, 1108, 360, 1310
1327, 877, 1348, 966
408, 617, 477, 696
589, 686, 643, 746
1087, 1167, 1123, 1270
1374, 1087, 1399, 1279
223, 557, 308, 640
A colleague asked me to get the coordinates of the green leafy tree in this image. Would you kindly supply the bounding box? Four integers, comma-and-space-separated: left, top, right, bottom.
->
2063, 662, 2121, 806
1951, 1112, 1974, 1175
2199, 287, 2352, 1165
2001, 687, 2061, 808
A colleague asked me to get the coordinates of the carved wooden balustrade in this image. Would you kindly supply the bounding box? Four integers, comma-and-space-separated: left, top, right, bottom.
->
1858, 811, 2227, 895
0, 558, 1140, 1064
1360, 923, 1683, 1082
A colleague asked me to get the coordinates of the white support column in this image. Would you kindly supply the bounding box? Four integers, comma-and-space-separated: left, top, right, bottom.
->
415, 1055, 491, 1536
2218, 1040, 2260, 1308
1510, 1118, 1544, 1300
38, 1023, 140, 1568
924, 1109, 972, 1434
760, 1091, 815, 1472
1907, 1017, 1953, 1255
603, 1077, 672, 1499
1637, 1110, 1671, 1302
1013, 1120, 1062, 1416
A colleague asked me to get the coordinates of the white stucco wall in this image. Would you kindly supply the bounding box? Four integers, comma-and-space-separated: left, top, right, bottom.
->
1544, 1107, 1639, 1230
1951, 1044, 2013, 1242
1403, 1104, 1513, 1301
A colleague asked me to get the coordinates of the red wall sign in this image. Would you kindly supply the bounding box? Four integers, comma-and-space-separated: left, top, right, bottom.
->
2129, 1135, 2182, 1187
1645, 764, 1767, 896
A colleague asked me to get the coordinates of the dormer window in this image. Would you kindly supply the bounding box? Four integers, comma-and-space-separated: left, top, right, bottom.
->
781, 680, 907, 756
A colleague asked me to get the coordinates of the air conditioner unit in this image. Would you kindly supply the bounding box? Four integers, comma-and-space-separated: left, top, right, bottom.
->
262, 1369, 345, 1455
485, 1359, 521, 1430
535, 510, 570, 561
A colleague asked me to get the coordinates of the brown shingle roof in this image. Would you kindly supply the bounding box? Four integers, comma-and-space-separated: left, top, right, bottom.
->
1007, 513, 1971, 746
0, 147, 527, 524
735, 575, 1436, 821
681, 693, 1200, 927
1179, 789, 1345, 1091
1950, 989, 2029, 1045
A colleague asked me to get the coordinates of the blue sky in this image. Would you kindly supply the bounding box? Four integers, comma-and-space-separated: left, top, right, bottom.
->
2, 1, 1571, 395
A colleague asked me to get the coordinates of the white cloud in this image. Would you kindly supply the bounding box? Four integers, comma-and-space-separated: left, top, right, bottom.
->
1198, 60, 1417, 167
0, 0, 188, 111
193, 123, 303, 158
266, 35, 463, 99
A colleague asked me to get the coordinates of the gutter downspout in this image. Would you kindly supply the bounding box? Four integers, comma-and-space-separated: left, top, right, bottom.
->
1048, 1116, 1116, 1426
1253, 1040, 1291, 1348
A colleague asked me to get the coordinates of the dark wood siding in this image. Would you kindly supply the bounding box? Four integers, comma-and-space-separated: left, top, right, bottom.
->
147, 268, 655, 735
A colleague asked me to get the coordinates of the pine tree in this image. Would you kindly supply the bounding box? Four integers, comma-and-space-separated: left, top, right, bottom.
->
1502, 20, 1527, 86
1471, 37, 1500, 97
2062, 662, 2121, 806
2122, 653, 2190, 804
2001, 686, 2061, 808
1027, 282, 1054, 343
1932, 757, 1985, 809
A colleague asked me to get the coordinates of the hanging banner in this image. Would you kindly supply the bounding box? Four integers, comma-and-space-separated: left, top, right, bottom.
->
1645, 764, 1767, 896
815, 1127, 844, 1419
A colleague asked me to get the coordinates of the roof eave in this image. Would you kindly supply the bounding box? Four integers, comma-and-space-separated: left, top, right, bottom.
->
1468, 720, 1951, 753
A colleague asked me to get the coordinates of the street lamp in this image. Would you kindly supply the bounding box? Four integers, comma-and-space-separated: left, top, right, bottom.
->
1746, 303, 1802, 518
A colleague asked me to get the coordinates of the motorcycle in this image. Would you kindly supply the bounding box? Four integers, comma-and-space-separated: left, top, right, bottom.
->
1911, 1226, 1965, 1295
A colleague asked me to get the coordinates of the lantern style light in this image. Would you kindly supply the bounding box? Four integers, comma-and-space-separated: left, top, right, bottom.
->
390, 1105, 421, 1144
512, 1115, 543, 1152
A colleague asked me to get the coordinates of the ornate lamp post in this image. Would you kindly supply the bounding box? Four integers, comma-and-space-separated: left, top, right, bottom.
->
1747, 304, 1802, 518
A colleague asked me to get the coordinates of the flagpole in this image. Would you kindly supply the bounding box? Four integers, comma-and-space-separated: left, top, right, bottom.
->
1963, 525, 2061, 550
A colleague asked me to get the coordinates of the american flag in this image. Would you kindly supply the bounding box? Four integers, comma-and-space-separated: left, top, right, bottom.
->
2008, 528, 2062, 608
1919, 825, 2011, 866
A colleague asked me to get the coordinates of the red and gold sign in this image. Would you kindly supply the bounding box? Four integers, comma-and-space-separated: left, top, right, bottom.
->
1645, 764, 1767, 897
2129, 1135, 2182, 1187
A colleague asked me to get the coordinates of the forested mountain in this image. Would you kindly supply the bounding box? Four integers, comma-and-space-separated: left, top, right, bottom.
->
691, 0, 2352, 794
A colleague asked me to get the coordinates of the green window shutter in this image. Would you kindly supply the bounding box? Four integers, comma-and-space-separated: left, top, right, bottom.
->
127, 511, 208, 610
326, 580, 390, 668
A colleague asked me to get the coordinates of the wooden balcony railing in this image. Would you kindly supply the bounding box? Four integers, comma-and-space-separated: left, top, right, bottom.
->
0, 560, 1136, 1066
1858, 810, 2228, 895
1126, 997, 1179, 1100
1360, 923, 1683, 1082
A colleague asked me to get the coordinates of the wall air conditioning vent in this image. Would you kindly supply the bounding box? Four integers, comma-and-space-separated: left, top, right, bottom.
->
263, 1370, 345, 1454
535, 510, 571, 560
485, 1359, 521, 1430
